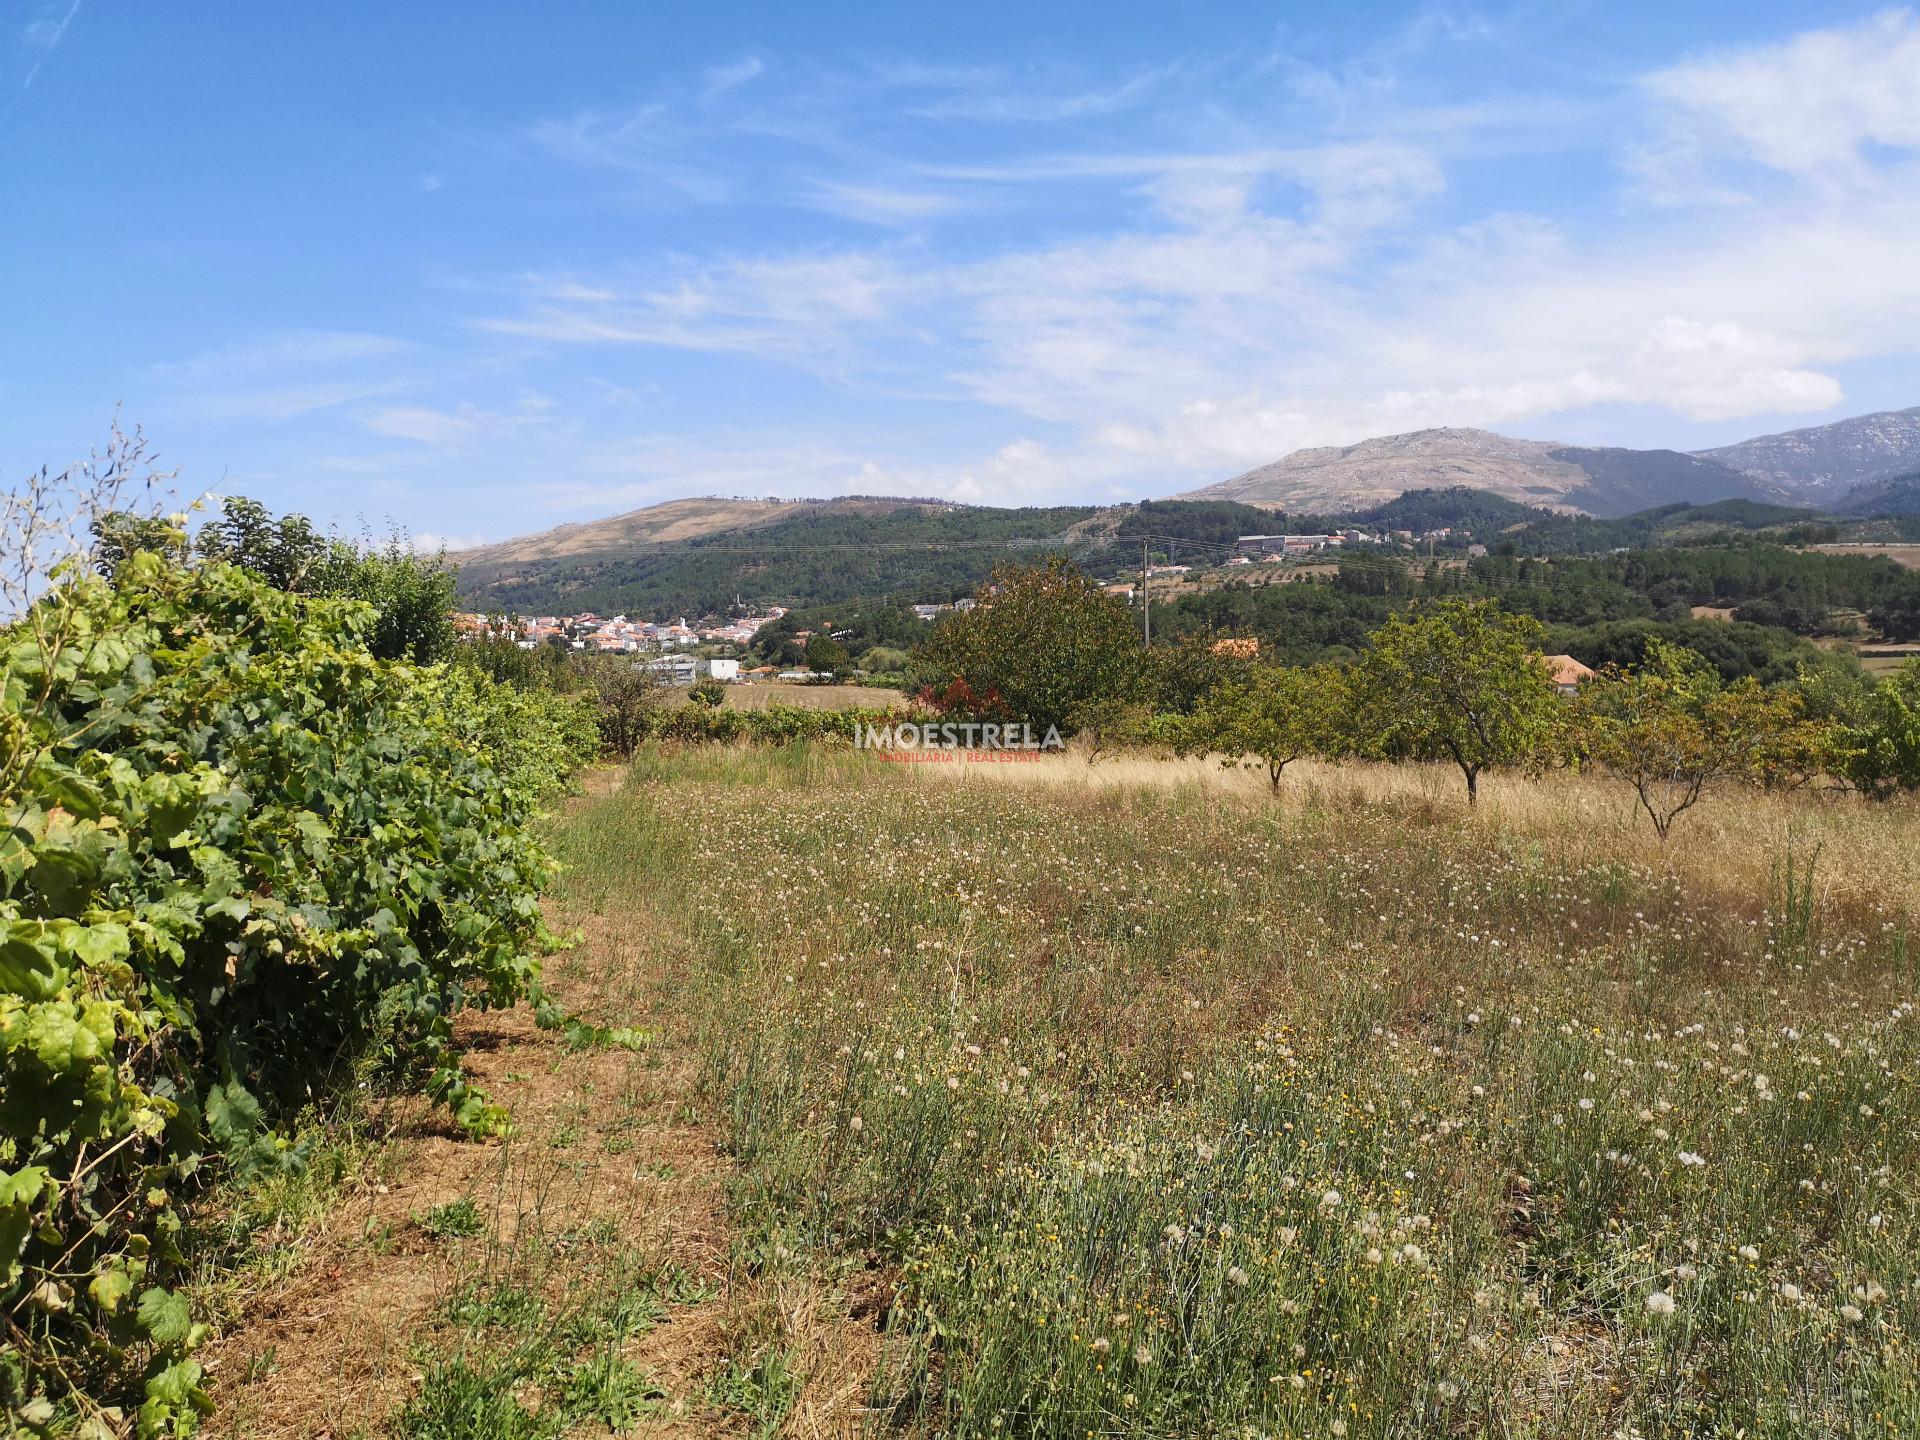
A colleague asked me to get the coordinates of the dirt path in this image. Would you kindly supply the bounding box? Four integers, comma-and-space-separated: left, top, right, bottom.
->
197, 771, 874, 1438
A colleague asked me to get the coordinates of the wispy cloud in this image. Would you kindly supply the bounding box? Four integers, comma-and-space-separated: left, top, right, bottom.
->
801, 180, 968, 225
17, 0, 82, 97
456, 9, 1920, 510
154, 330, 414, 386
703, 55, 764, 97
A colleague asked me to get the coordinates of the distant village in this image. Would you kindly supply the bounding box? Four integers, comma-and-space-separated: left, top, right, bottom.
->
454, 608, 792, 683
452, 523, 1487, 682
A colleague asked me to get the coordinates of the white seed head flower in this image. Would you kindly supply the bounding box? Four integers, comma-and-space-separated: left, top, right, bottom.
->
1645, 1290, 1676, 1317
1320, 1188, 1342, 1209
1227, 1265, 1250, 1287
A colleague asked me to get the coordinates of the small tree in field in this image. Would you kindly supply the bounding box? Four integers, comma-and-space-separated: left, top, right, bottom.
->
576, 654, 662, 757
1803, 658, 1920, 798
805, 633, 852, 683
1577, 638, 1801, 839
1355, 599, 1561, 805
1066, 694, 1155, 765
917, 558, 1144, 734
1183, 664, 1350, 789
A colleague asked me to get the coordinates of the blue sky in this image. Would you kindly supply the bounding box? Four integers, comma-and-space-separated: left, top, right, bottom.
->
5, 2, 1919, 545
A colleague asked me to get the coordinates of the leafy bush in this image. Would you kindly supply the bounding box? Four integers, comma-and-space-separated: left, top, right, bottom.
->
1, 553, 575, 1430
917, 559, 1146, 733
1805, 658, 1920, 798
648, 703, 900, 746
574, 654, 665, 758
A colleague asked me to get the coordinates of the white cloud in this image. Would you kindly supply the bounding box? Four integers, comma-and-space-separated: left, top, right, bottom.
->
191, 379, 414, 422
1643, 9, 1920, 180
358, 398, 575, 448
803, 181, 966, 225
396, 15, 1920, 522
17, 0, 81, 95
411, 531, 489, 554
152, 330, 417, 423
360, 405, 480, 445
154, 330, 412, 385
703, 55, 764, 96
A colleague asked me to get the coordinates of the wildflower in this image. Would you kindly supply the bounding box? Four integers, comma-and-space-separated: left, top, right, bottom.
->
1365, 1247, 1384, 1265
848, 1115, 863, 1132
1320, 1188, 1342, 1209
1840, 1304, 1864, 1323
1400, 1243, 1425, 1265
1738, 1245, 1759, 1262
1437, 1381, 1459, 1401
1778, 1283, 1802, 1302
1331, 1422, 1348, 1438
1645, 1290, 1676, 1317
1677, 1150, 1706, 1168
1164, 1223, 1186, 1244
1134, 1344, 1154, 1366
1227, 1265, 1250, 1287
1091, 1336, 1112, 1354
1577, 1098, 1595, 1112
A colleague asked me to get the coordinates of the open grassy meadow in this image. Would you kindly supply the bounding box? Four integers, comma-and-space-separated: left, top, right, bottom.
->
200, 746, 1918, 1438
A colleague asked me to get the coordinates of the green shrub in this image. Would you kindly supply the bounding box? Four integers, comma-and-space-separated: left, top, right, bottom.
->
1, 554, 570, 1429
647, 703, 901, 747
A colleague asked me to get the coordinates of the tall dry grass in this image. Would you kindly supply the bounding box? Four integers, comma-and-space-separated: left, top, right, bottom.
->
547, 744, 1919, 1438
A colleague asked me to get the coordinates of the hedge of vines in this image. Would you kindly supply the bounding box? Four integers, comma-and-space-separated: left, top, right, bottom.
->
646, 703, 900, 745
1, 554, 595, 1433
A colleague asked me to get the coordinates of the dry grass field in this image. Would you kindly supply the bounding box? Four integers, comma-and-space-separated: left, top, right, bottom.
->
198, 745, 1920, 1438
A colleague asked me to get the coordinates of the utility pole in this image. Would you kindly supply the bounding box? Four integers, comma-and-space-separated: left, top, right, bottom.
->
1141, 539, 1151, 646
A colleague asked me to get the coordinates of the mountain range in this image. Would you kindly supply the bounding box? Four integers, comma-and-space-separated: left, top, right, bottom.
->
1178, 406, 1920, 517
452, 405, 1920, 616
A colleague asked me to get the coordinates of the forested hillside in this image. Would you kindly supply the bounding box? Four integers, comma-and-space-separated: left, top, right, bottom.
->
455, 500, 1110, 616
